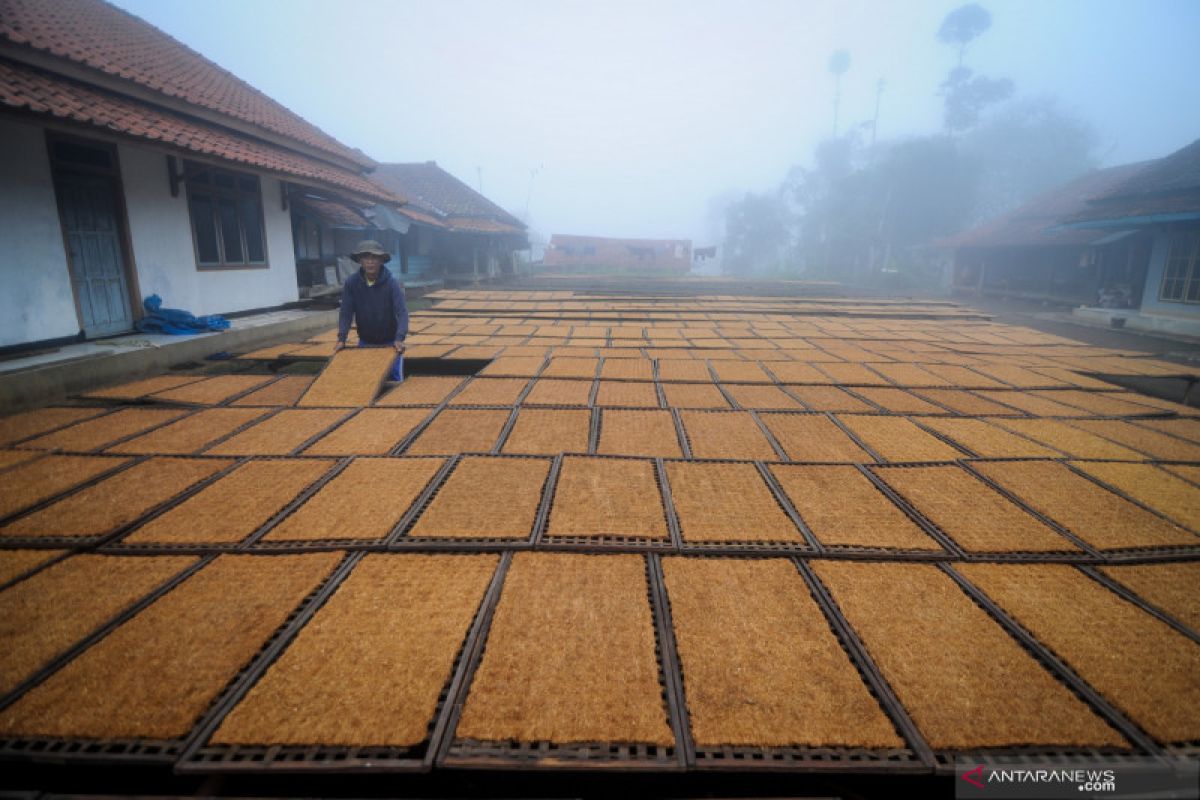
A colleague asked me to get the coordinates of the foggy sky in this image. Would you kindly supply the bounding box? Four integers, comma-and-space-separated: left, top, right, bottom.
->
110, 0, 1200, 247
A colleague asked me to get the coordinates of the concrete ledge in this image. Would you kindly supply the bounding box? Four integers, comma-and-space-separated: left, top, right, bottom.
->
0, 309, 338, 413
1072, 307, 1200, 342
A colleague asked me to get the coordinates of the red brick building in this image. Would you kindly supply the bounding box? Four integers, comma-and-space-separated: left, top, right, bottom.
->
543, 234, 691, 273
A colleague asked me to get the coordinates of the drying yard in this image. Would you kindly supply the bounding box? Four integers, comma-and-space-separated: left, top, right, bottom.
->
0, 288, 1198, 794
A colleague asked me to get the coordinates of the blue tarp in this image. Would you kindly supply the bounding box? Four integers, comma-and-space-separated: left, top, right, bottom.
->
134, 295, 230, 335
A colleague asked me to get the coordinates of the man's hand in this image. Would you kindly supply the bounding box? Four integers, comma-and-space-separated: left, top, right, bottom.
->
393, 341, 406, 354
333, 340, 345, 352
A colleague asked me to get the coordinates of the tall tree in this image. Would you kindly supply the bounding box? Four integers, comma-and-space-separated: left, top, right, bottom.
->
941, 69, 1014, 133
936, 4, 1011, 133
722, 191, 791, 276
937, 3, 992, 67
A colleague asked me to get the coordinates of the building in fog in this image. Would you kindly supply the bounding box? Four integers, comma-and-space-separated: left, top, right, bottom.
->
1062, 138, 1200, 331
0, 0, 401, 349
368, 162, 529, 285
944, 137, 1200, 335
288, 162, 528, 292
543, 234, 691, 272
942, 163, 1155, 307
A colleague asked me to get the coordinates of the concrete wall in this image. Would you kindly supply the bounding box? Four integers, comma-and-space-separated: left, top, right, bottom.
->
119, 143, 299, 317
1139, 229, 1200, 320
0, 118, 80, 347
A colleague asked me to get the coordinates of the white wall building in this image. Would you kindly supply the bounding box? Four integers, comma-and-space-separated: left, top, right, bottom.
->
0, 0, 402, 349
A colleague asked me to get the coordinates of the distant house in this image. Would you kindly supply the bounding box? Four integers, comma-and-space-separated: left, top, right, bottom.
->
543, 234, 691, 273
0, 0, 402, 349
286, 161, 528, 292
369, 162, 529, 284
1061, 138, 1200, 328
940, 163, 1155, 306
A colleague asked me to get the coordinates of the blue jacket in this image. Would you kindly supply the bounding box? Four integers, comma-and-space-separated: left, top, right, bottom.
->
337, 267, 408, 345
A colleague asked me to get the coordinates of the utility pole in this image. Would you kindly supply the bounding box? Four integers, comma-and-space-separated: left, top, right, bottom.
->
524, 164, 542, 222
523, 164, 543, 275
476, 166, 483, 193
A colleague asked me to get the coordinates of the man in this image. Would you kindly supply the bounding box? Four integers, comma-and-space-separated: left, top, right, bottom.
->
334, 240, 408, 381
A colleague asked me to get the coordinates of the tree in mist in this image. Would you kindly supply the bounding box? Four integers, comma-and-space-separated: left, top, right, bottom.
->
937, 3, 992, 67
784, 134, 860, 276
786, 133, 977, 282
722, 191, 791, 276
720, 3, 1100, 285
828, 49, 851, 137
941, 69, 1013, 133
961, 96, 1099, 221
936, 3, 1012, 133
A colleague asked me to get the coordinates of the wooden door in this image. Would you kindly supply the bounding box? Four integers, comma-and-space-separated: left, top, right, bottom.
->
49, 138, 135, 338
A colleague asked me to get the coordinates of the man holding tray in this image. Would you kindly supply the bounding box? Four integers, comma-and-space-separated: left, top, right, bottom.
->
333, 240, 408, 381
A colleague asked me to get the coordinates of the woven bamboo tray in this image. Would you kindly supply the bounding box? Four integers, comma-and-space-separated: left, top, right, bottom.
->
679, 412, 778, 461
0, 553, 341, 741
835, 416, 963, 462
0, 458, 231, 540
454, 552, 673, 746
972, 461, 1198, 551
20, 408, 189, 453
876, 465, 1078, 553
406, 457, 550, 540
125, 460, 333, 546
230, 377, 314, 407
770, 465, 938, 550
149, 375, 274, 406
666, 462, 801, 543
0, 554, 198, 696
298, 349, 396, 408
209, 553, 498, 748
662, 557, 904, 748
959, 563, 1200, 744
108, 408, 269, 455
812, 561, 1124, 750
1068, 462, 1200, 532
758, 414, 872, 462
305, 409, 431, 456
597, 410, 684, 458
547, 457, 668, 540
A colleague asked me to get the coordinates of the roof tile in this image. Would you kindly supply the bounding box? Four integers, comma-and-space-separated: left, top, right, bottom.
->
0, 59, 400, 203
0, 0, 372, 167
370, 162, 526, 233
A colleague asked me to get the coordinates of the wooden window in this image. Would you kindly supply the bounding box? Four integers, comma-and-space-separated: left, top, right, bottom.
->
1159, 231, 1200, 304
185, 162, 268, 269
292, 214, 322, 261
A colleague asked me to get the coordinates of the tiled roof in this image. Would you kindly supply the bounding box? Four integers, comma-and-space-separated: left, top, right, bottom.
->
939, 163, 1153, 249
0, 0, 373, 168
370, 162, 526, 231
395, 205, 446, 229
446, 217, 525, 235
296, 196, 374, 229
1067, 138, 1200, 226
1101, 138, 1200, 198
0, 59, 401, 203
